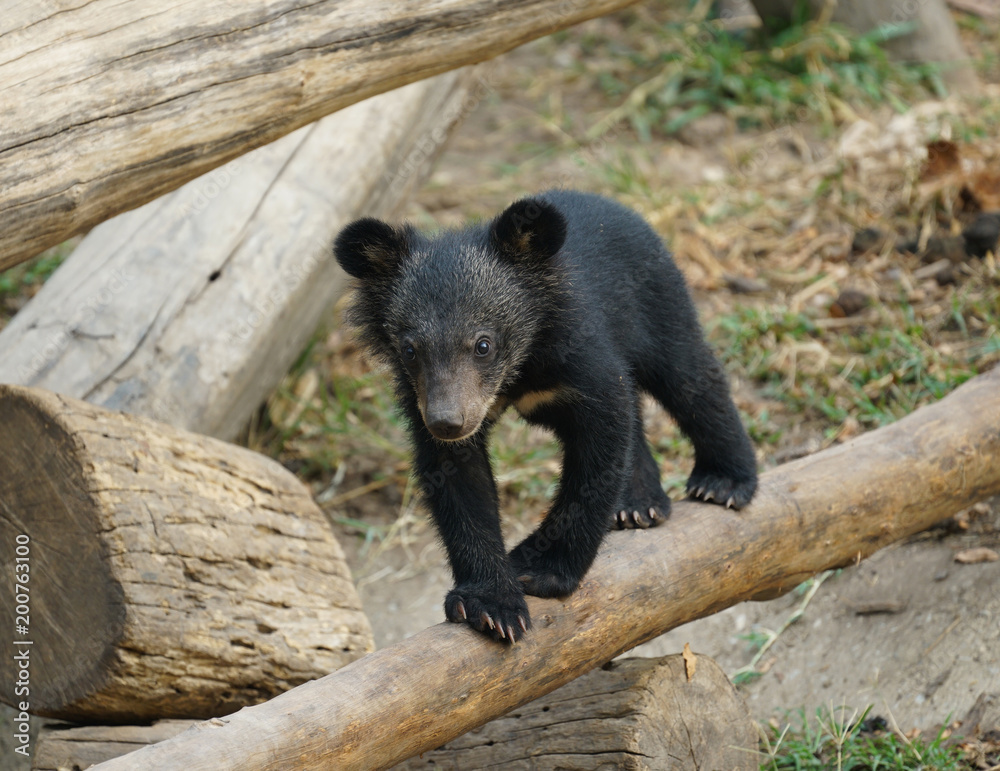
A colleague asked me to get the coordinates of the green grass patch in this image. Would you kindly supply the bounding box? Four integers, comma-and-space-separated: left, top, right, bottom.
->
592, 18, 944, 137
760, 705, 969, 770
0, 248, 70, 302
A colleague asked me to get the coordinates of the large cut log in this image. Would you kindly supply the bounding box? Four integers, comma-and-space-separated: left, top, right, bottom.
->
0, 70, 474, 441
393, 655, 756, 771
32, 655, 755, 771
0, 385, 373, 723
89, 365, 1000, 770
0, 0, 645, 271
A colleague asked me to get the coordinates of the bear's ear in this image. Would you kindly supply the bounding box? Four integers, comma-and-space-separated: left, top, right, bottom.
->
333, 217, 411, 280
490, 198, 567, 264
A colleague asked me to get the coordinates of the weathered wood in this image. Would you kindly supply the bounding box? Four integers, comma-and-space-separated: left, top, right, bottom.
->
0, 70, 474, 441
33, 656, 755, 771
393, 655, 757, 771
0, 385, 373, 722
88, 365, 1000, 770
33, 721, 196, 771
0, 0, 645, 271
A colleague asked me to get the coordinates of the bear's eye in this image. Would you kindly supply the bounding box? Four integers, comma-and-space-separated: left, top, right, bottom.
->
402, 343, 416, 361
474, 337, 492, 357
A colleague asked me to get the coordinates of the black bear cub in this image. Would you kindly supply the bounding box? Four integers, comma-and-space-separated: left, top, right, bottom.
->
334, 190, 757, 644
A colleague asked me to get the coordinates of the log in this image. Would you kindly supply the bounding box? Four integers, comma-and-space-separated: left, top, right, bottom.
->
0, 70, 474, 441
0, 0, 644, 271
32, 656, 755, 771
88, 364, 1000, 770
0, 385, 373, 722
393, 655, 756, 771
33, 721, 196, 771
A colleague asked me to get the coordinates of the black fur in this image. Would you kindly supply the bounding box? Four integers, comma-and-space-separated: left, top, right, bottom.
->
333, 190, 757, 643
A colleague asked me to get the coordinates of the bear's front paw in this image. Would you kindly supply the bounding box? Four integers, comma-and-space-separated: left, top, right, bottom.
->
445, 584, 530, 644
686, 466, 757, 509
508, 542, 581, 599
613, 486, 671, 530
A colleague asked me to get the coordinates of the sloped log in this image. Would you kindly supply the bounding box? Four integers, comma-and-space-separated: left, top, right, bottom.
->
89, 365, 1000, 770
393, 655, 756, 771
0, 70, 474, 441
0, 0, 645, 270
0, 385, 373, 722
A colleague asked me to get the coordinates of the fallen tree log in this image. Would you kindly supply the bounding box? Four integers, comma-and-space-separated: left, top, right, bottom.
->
0, 70, 474, 441
0, 0, 645, 271
392, 654, 756, 771
88, 364, 1000, 770
33, 655, 755, 771
0, 385, 373, 722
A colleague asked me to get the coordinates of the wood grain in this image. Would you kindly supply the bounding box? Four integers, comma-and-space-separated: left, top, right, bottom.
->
88, 365, 1000, 769
0, 69, 474, 441
0, 385, 373, 722
0, 0, 643, 270
392, 655, 756, 770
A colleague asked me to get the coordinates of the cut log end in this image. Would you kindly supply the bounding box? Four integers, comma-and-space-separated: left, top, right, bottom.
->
0, 385, 373, 722
1, 389, 126, 715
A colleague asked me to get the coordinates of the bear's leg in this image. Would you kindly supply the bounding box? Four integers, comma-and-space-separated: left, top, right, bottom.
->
640, 345, 757, 509
613, 406, 671, 530
412, 423, 529, 643
509, 380, 634, 598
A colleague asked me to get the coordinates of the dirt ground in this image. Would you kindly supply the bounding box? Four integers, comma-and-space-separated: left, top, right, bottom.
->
328, 11, 1000, 737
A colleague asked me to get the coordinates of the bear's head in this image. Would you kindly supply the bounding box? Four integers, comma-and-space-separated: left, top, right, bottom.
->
334, 197, 567, 441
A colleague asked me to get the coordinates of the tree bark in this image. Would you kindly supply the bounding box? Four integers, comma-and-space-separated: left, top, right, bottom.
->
392, 655, 756, 771
748, 0, 978, 93
87, 365, 1000, 770
0, 69, 475, 441
0, 0, 644, 271
0, 385, 373, 723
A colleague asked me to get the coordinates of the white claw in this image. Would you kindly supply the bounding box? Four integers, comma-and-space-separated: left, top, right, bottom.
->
726, 496, 736, 509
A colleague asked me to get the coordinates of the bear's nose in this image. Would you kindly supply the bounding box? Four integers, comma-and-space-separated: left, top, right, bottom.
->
426, 410, 465, 440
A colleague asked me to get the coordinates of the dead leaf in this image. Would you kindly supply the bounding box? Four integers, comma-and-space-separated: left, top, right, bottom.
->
683, 642, 697, 681
922, 139, 960, 180
955, 548, 1000, 564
